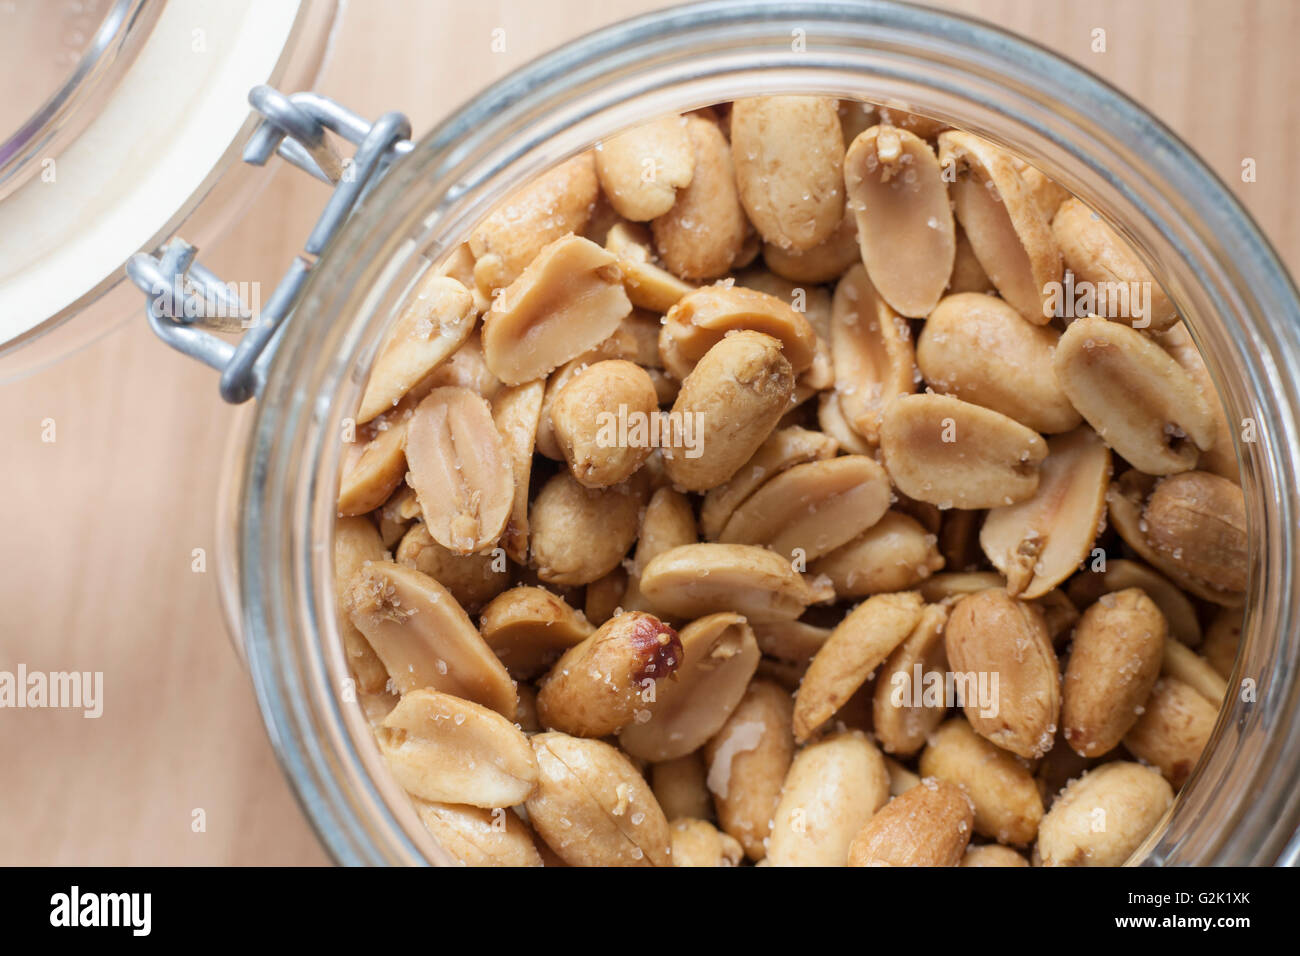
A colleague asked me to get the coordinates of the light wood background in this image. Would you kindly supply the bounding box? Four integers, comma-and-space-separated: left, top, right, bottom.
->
1, 0, 1296, 865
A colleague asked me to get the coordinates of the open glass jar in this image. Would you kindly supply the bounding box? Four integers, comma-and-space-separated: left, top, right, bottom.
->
214, 0, 1300, 865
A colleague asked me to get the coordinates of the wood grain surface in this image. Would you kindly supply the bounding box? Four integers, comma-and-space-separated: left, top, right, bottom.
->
0, 0, 1295, 865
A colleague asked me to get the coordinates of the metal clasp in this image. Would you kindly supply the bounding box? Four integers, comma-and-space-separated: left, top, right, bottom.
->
126, 87, 412, 403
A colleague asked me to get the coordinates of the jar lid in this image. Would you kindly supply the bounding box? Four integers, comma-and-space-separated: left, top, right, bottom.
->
0, 0, 329, 375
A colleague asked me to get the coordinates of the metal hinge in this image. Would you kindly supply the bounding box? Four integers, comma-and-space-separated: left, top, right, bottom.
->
126, 86, 412, 403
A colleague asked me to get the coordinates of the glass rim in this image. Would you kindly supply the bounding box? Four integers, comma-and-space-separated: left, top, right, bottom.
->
242, 0, 1300, 865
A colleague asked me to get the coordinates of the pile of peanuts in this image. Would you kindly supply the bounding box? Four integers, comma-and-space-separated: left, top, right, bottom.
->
333, 97, 1246, 866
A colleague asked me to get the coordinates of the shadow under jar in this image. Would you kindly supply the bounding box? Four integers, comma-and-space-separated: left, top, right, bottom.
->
218, 0, 1300, 865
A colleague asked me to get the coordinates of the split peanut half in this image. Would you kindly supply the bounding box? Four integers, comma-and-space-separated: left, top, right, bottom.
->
479, 586, 595, 681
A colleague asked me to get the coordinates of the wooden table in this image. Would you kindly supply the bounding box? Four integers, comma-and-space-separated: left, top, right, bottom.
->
1, 0, 1295, 865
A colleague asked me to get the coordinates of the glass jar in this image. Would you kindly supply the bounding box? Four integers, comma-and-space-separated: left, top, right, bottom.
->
216, 0, 1300, 865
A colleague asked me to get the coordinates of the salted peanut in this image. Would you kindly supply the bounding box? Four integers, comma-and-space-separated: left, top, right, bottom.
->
490, 380, 544, 564
979, 427, 1111, 598
526, 733, 671, 866
731, 96, 845, 252
879, 393, 1048, 509
763, 209, 860, 284
812, 510, 945, 598
700, 427, 839, 540
536, 611, 682, 737
817, 391, 874, 454
660, 285, 818, 381
357, 276, 477, 423
1061, 589, 1165, 758
622, 487, 698, 611
535, 347, 615, 461
831, 264, 917, 443
1123, 677, 1217, 788
346, 562, 517, 715
885, 757, 921, 796
719, 456, 892, 562
734, 270, 834, 396
435, 241, 478, 293
662, 331, 795, 491
919, 718, 1043, 846
1143, 471, 1248, 598
768, 730, 890, 867
479, 586, 595, 681
1036, 762, 1173, 866
947, 226, 994, 295
1107, 472, 1244, 607
752, 621, 831, 668
334, 517, 389, 693
651, 753, 713, 821
376, 485, 420, 550
1051, 198, 1177, 331
704, 679, 795, 860
1162, 639, 1227, 706
620, 613, 759, 761
395, 522, 506, 612
595, 115, 695, 221
652, 116, 747, 280
337, 403, 412, 516
550, 359, 658, 488
604, 222, 694, 312
1009, 158, 1071, 224
937, 131, 1062, 323
1067, 559, 1202, 647
412, 801, 543, 867
470, 152, 599, 293
376, 689, 538, 808
846, 778, 974, 867
919, 571, 1004, 602
960, 844, 1029, 867
1054, 317, 1214, 475
1158, 322, 1238, 481
639, 543, 834, 623
481, 234, 632, 386
529, 472, 644, 586
844, 124, 955, 317
945, 589, 1060, 758
877, 105, 948, 139
421, 330, 502, 401
585, 567, 628, 626
794, 592, 925, 741
916, 293, 1081, 434
1202, 608, 1242, 679
670, 818, 745, 866
405, 386, 513, 554
871, 604, 950, 756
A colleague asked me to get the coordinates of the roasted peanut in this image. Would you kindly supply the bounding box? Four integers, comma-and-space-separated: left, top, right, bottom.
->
489, 380, 545, 564
639, 543, 834, 623
871, 603, 950, 756
762, 209, 861, 284
346, 561, 517, 716
1061, 588, 1166, 758
405, 386, 514, 554
844, 124, 955, 317
595, 115, 695, 221
811, 510, 945, 598
376, 689, 538, 808
337, 402, 412, 516
920, 718, 1044, 846
662, 331, 795, 491
731, 96, 845, 252
528, 471, 645, 586
652, 116, 747, 280
620, 612, 759, 761
549, 359, 658, 487
879, 393, 1048, 509
536, 611, 682, 737
1143, 470, 1248, 597
1162, 639, 1227, 706
944, 589, 1060, 759
413, 801, 543, 867
916, 292, 1080, 434
793, 591, 926, 741
395, 522, 507, 612
978, 426, 1111, 598
1067, 558, 1202, 647
1123, 676, 1217, 788
830, 264, 917, 443
1036, 761, 1173, 866
1054, 317, 1215, 475
669, 818, 745, 866
651, 752, 713, 822
960, 844, 1029, 867
526, 733, 671, 866
334, 516, 390, 693
604, 221, 695, 312
479, 586, 595, 680
846, 778, 974, 867
660, 284, 818, 381
768, 730, 890, 867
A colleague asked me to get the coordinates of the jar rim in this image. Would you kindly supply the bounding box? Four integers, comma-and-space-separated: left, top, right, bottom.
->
242, 0, 1300, 865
